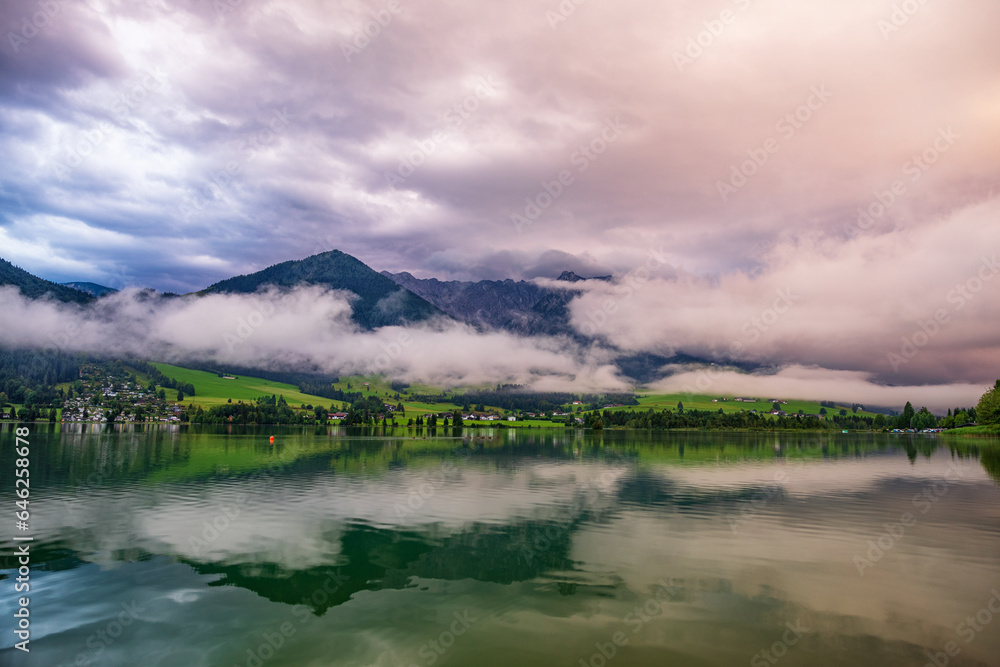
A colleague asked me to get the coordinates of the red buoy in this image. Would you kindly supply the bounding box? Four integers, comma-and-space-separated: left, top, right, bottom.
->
269, 436, 275, 444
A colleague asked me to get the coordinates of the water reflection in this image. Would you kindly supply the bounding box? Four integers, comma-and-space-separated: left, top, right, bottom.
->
2, 426, 999, 666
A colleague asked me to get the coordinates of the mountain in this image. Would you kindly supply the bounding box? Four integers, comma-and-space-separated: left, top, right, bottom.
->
614, 352, 764, 385
61, 281, 118, 297
382, 269, 748, 382
202, 250, 447, 329
381, 271, 608, 337
555, 270, 612, 283
0, 257, 93, 304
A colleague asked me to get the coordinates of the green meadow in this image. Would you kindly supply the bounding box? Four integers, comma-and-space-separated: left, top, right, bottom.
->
136, 364, 887, 426
148, 362, 335, 410
621, 392, 881, 418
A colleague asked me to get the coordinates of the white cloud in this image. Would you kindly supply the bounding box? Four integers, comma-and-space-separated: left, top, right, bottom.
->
0, 285, 626, 391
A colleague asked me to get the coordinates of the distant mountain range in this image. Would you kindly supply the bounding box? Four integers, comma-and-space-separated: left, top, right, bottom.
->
381, 270, 606, 337
0, 249, 728, 382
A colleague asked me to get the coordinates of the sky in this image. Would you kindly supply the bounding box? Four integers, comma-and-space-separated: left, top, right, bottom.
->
1, 0, 999, 405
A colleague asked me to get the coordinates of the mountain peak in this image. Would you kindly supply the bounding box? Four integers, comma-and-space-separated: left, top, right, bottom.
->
202, 249, 446, 329
556, 270, 612, 282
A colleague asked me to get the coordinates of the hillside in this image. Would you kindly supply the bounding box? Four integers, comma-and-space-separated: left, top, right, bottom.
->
147, 362, 338, 409
202, 250, 447, 329
61, 281, 117, 297
382, 269, 609, 337
0, 256, 93, 304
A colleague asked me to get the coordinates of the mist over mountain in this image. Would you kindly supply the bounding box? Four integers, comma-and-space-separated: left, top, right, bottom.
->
201, 250, 448, 330
0, 250, 811, 386
555, 271, 612, 283
60, 282, 118, 297
0, 257, 94, 304
381, 270, 593, 337
0, 247, 993, 408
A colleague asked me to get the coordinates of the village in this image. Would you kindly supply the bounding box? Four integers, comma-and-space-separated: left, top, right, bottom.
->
59, 364, 183, 423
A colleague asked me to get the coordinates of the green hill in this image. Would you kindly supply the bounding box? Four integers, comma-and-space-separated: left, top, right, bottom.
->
0, 256, 94, 304
60, 281, 117, 297
148, 362, 338, 409
200, 250, 447, 329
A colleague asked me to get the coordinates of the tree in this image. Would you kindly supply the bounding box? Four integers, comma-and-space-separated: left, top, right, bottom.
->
912, 407, 936, 430
900, 401, 915, 428
677, 401, 684, 412
819, 407, 827, 416
976, 380, 1000, 427
177, 388, 184, 401
452, 411, 463, 428
873, 414, 887, 430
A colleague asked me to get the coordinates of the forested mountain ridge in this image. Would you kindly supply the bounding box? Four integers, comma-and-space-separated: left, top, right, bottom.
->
0, 257, 94, 304
61, 281, 117, 297
201, 250, 448, 329
381, 270, 607, 337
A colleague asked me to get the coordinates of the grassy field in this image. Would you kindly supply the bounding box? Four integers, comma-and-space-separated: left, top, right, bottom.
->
328, 375, 469, 418
146, 366, 469, 419
941, 425, 1000, 437
128, 365, 887, 425
149, 363, 338, 410
621, 392, 881, 418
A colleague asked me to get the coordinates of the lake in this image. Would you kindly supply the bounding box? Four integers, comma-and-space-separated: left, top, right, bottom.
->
2, 425, 1000, 666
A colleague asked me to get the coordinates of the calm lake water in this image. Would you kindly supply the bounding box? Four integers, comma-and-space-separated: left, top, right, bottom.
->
2, 425, 1000, 667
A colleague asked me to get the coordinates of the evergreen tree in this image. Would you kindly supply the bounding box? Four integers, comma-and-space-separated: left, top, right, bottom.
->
898, 402, 915, 429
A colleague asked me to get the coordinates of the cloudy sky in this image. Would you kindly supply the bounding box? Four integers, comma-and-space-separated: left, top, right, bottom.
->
1, 0, 999, 402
